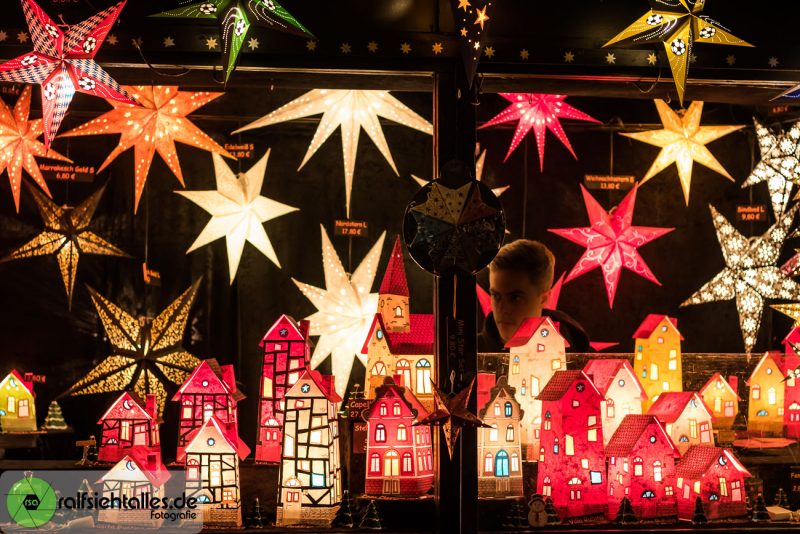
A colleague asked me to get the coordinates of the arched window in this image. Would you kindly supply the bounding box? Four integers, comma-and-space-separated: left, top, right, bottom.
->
372, 361, 386, 377
634, 457, 643, 476
542, 476, 552, 497
506, 424, 514, 442
483, 453, 493, 474
375, 424, 386, 442
512, 356, 520, 375
520, 379, 526, 396
768, 387, 777, 405
495, 450, 509, 477
752, 384, 761, 400
504, 402, 513, 417
182, 399, 193, 420
641, 490, 656, 499
203, 403, 214, 422
511, 452, 519, 472
653, 461, 662, 482
415, 360, 432, 394
606, 398, 615, 418
384, 450, 399, 476
402, 452, 413, 474
530, 376, 541, 396
397, 424, 407, 441
489, 424, 498, 442
396, 360, 411, 388
187, 458, 199, 480
553, 438, 559, 454
392, 402, 401, 416
494, 403, 501, 416
756, 409, 768, 417
379, 403, 387, 416
369, 453, 381, 474
394, 306, 403, 317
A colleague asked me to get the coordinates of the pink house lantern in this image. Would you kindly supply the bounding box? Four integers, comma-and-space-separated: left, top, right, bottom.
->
97, 392, 160, 464
477, 375, 523, 498
698, 373, 740, 431
583, 359, 647, 445
675, 446, 751, 520
647, 392, 714, 455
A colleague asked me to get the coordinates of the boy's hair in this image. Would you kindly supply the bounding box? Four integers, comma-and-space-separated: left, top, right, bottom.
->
489, 239, 555, 292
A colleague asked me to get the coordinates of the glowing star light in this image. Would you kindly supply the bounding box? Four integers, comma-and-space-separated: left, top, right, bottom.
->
176, 149, 297, 282
293, 225, 386, 397
478, 93, 600, 170
621, 100, 743, 205
0, 0, 135, 147
682, 205, 800, 353
153, 0, 312, 83
452, 0, 495, 86
1, 183, 128, 308
233, 89, 433, 216
64, 281, 202, 413
549, 184, 674, 308
60, 86, 234, 212
741, 119, 800, 217
0, 86, 71, 211
603, 0, 752, 105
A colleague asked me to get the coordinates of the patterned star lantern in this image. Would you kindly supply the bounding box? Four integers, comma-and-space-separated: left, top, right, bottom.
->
60, 86, 234, 213
478, 93, 600, 170
682, 205, 800, 353
549, 184, 674, 308
621, 100, 743, 205
176, 150, 297, 282
153, 0, 312, 83
741, 119, 800, 217
64, 281, 202, 413
0, 86, 71, 211
603, 0, 753, 105
1, 183, 128, 308
233, 89, 433, 217
293, 225, 386, 398
0, 0, 135, 147
451, 0, 495, 86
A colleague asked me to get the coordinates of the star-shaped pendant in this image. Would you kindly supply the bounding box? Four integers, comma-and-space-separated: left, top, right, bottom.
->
740, 119, 800, 217
682, 205, 800, 353
621, 100, 743, 205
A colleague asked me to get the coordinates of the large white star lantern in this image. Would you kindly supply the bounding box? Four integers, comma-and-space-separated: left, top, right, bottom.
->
293, 226, 386, 397
741, 119, 800, 217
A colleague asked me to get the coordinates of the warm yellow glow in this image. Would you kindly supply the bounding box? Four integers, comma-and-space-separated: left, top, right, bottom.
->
771, 302, 800, 328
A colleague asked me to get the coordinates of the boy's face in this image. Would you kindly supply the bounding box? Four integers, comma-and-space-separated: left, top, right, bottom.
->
489, 268, 551, 344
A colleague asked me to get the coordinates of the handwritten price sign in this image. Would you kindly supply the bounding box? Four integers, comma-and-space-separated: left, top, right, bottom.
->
224, 142, 255, 159
334, 220, 369, 237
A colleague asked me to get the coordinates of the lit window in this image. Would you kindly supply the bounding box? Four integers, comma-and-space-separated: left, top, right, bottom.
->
551, 359, 561, 370
284, 435, 294, 457
520, 379, 526, 397
376, 330, 383, 340
372, 362, 386, 377
495, 450, 509, 477
588, 415, 597, 426
752, 385, 761, 400
504, 402, 513, 417
397, 424, 407, 441
375, 424, 386, 442
766, 367, 773, 375
394, 306, 403, 317
719, 477, 728, 497
540, 328, 549, 337
311, 473, 325, 487
634, 457, 643, 476
588, 428, 597, 442
553, 438, 559, 455
661, 325, 668, 332
709, 493, 719, 501
590, 471, 602, 484
768, 387, 777, 405
572, 399, 580, 408
565, 435, 574, 456
606, 399, 615, 418
694, 481, 701, 494
679, 435, 689, 443
379, 403, 387, 416
489, 424, 498, 442
539, 447, 545, 462
483, 453, 493, 474
310, 430, 322, 444
757, 409, 768, 416
653, 461, 662, 482
512, 356, 519, 375
581, 458, 589, 469
689, 419, 698, 439
642, 490, 656, 499
369, 453, 381, 473
618, 379, 625, 387
494, 403, 501, 416
665, 486, 674, 496
657, 337, 664, 344
393, 402, 401, 416
415, 360, 432, 394
402, 452, 413, 474
650, 363, 659, 380
384, 450, 399, 476
506, 425, 514, 441
662, 381, 670, 391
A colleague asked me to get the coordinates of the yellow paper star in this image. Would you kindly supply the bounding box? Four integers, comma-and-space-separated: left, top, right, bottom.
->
621, 100, 744, 204
306, 40, 317, 51
432, 42, 443, 55
1, 183, 128, 308
460, 27, 468, 37
564, 51, 575, 63
0, 86, 71, 211
367, 41, 378, 53
647, 52, 658, 65
772, 303, 800, 327
484, 46, 495, 58
520, 49, 529, 60
400, 42, 412, 54
474, 5, 489, 29
60, 86, 234, 213
458, 0, 471, 11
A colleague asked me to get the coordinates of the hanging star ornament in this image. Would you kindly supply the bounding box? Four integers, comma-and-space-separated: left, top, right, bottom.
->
682, 205, 800, 353
549, 184, 674, 308
152, 0, 312, 83
741, 119, 800, 217
176, 149, 297, 282
0, 0, 135, 147
603, 0, 752, 105
478, 93, 601, 170
415, 377, 488, 459
452, 0, 495, 86
412, 143, 509, 197
64, 281, 202, 413
0, 86, 71, 211
1, 183, 128, 308
293, 225, 386, 397
621, 100, 743, 205
233, 89, 433, 216
60, 86, 234, 212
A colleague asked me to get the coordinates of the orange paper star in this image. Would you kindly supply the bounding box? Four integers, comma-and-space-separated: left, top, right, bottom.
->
474, 5, 489, 29
60, 86, 234, 212
0, 86, 71, 211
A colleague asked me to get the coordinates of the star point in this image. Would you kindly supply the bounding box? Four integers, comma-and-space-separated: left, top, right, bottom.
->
163, 36, 175, 48
605, 52, 616, 64
107, 33, 118, 45
205, 36, 218, 50
564, 51, 575, 63
726, 54, 736, 66
0, 31, 7, 43
460, 27, 468, 37
16, 31, 28, 44
457, 0, 471, 11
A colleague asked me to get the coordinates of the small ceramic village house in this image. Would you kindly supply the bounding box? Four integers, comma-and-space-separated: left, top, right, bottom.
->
477, 374, 523, 498
97, 391, 160, 464
675, 446, 751, 520
647, 392, 714, 455
633, 315, 683, 410
584, 359, 647, 446
698, 373, 740, 431
746, 349, 800, 437
0, 369, 37, 432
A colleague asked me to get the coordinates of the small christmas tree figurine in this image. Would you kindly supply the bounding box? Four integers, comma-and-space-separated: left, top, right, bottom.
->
774, 488, 789, 507
692, 497, 708, 524
42, 400, 69, 431
359, 500, 383, 530
502, 499, 528, 528
752, 494, 770, 522
746, 494, 753, 518
544, 497, 560, 525
614, 496, 638, 525
332, 490, 355, 528
246, 497, 264, 528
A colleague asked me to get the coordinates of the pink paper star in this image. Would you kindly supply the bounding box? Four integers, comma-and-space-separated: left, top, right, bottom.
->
479, 93, 600, 170
549, 185, 673, 308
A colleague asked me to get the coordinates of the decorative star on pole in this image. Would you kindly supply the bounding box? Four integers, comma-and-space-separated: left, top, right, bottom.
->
549, 184, 674, 308
152, 0, 313, 83
176, 150, 297, 283
740, 119, 800, 217
233, 89, 433, 217
621, 100, 743, 205
452, 0, 494, 86
60, 86, 234, 213
413, 143, 509, 197
682, 205, 800, 353
603, 0, 752, 105
1, 183, 128, 308
64, 281, 203, 413
293, 225, 386, 397
0, 86, 71, 211
0, 0, 135, 147
478, 93, 601, 170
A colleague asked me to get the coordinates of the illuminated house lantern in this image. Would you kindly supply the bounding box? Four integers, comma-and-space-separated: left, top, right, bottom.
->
647, 392, 714, 455
632, 315, 683, 410
184, 416, 248, 527
364, 376, 433, 497
97, 392, 160, 464
256, 315, 311, 463
583, 359, 647, 445
535, 370, 605, 519
675, 446, 751, 520
605, 414, 679, 520
0, 370, 37, 432
363, 237, 435, 409
477, 375, 523, 498
746, 350, 800, 437
277, 370, 343, 527
97, 446, 171, 527
505, 316, 568, 460
173, 358, 245, 463
699, 373, 740, 431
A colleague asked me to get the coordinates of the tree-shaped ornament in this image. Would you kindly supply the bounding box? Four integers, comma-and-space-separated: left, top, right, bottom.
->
502, 499, 528, 529
692, 496, 708, 524
774, 488, 789, 507
614, 496, 639, 524
246, 497, 264, 528
359, 500, 383, 530
544, 497, 560, 525
331, 490, 355, 528
752, 494, 770, 522
42, 400, 68, 431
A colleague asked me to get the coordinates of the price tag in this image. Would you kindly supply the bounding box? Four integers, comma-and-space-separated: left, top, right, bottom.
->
142, 263, 161, 287
584, 175, 635, 191
346, 397, 371, 453
736, 204, 767, 222
334, 220, 369, 237
223, 142, 255, 160
40, 163, 95, 183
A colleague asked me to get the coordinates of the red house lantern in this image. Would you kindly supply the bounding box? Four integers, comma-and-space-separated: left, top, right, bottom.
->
675, 446, 751, 520
97, 391, 160, 464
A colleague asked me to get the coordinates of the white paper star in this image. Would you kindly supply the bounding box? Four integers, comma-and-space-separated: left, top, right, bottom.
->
163, 36, 175, 48
605, 52, 616, 64
769, 57, 779, 68
741, 119, 800, 217
176, 150, 298, 282
248, 37, 260, 50
233, 89, 432, 216
293, 226, 386, 397
564, 51, 574, 63
206, 36, 218, 50
0, 31, 7, 43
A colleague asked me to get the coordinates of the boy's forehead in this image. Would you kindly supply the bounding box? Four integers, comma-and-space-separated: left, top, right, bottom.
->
489, 269, 538, 292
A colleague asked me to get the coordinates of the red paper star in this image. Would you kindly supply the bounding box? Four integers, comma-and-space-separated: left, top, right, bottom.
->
479, 93, 600, 170
0, 0, 135, 147
549, 185, 673, 308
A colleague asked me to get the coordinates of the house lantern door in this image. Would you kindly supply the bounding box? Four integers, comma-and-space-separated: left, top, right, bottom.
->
17, 399, 28, 418
382, 450, 400, 494
282, 479, 302, 524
